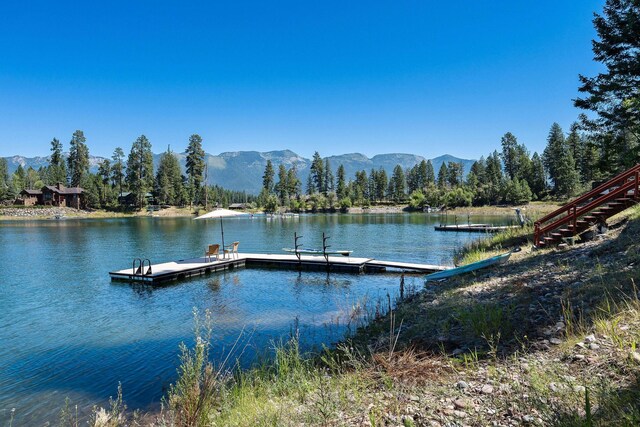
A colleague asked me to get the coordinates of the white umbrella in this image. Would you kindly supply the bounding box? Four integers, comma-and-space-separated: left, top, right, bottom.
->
195, 208, 248, 253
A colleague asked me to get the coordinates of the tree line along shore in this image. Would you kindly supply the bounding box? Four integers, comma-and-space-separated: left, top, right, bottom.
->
0, 114, 635, 217
0, 0, 638, 216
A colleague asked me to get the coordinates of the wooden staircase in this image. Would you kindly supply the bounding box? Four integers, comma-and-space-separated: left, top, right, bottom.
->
534, 163, 640, 247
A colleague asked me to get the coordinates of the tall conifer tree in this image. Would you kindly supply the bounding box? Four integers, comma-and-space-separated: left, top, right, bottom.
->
67, 130, 89, 187
336, 164, 346, 199
111, 147, 126, 198
185, 134, 205, 206
437, 163, 448, 189
324, 158, 334, 195
126, 135, 154, 208
310, 152, 324, 194
543, 123, 579, 197
262, 160, 275, 194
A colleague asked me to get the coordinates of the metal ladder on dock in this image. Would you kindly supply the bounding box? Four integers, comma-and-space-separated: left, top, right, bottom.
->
132, 258, 153, 275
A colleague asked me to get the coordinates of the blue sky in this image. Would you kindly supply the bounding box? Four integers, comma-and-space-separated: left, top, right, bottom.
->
0, 1, 604, 160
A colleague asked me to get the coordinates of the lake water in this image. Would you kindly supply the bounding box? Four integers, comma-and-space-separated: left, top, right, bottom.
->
0, 213, 509, 424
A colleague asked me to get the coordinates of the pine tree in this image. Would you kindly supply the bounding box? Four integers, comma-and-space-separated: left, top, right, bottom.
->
390, 165, 406, 202
514, 144, 533, 183
185, 134, 205, 206
446, 162, 464, 188
324, 158, 334, 195
543, 123, 579, 197
275, 164, 288, 205
418, 160, 430, 189
566, 123, 583, 170
579, 136, 602, 184
310, 152, 324, 194
50, 137, 63, 167
126, 135, 154, 209
336, 164, 346, 199
97, 159, 111, 206
306, 173, 314, 195
470, 157, 487, 184
530, 152, 547, 199
465, 170, 480, 195
575, 0, 640, 135
543, 123, 565, 189
425, 160, 435, 185
375, 168, 388, 201
406, 164, 419, 193
368, 169, 378, 202
67, 130, 89, 187
501, 132, 519, 180
155, 148, 183, 205
437, 163, 448, 189
286, 166, 301, 198
111, 147, 126, 197
485, 151, 504, 204
262, 160, 275, 194
12, 165, 26, 193
354, 170, 368, 204
48, 137, 67, 185
501, 132, 534, 184
81, 173, 101, 209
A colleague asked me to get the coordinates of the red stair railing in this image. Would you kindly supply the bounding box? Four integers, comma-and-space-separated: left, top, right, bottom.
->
534, 163, 640, 246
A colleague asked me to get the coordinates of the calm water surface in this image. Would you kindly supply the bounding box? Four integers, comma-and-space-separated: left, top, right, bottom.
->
0, 213, 509, 423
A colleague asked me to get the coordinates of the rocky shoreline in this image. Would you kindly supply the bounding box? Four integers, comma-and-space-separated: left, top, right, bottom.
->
0, 206, 83, 218
339, 206, 640, 426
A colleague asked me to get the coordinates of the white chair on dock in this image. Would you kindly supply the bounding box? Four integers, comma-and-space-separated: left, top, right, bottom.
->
224, 241, 239, 259
205, 244, 220, 262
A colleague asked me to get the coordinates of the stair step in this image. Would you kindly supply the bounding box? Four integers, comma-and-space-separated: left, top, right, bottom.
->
536, 165, 640, 245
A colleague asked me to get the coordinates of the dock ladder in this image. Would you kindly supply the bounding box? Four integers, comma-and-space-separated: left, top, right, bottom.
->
132, 258, 153, 276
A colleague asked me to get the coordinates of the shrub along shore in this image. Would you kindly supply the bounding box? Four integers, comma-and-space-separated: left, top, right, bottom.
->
60, 204, 640, 426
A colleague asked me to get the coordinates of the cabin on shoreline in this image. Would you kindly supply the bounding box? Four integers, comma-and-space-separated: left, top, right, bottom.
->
16, 183, 85, 209
229, 203, 250, 210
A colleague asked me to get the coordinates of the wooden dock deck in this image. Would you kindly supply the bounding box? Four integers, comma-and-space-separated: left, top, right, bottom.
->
434, 224, 520, 233
109, 253, 451, 283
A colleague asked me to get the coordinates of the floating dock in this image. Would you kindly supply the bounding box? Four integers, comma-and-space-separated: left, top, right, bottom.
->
434, 224, 520, 233
109, 253, 451, 284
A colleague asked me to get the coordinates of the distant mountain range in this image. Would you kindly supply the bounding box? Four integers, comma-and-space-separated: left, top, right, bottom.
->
3, 151, 475, 194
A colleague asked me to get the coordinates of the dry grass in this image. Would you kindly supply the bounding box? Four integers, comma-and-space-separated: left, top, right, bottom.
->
371, 348, 452, 386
